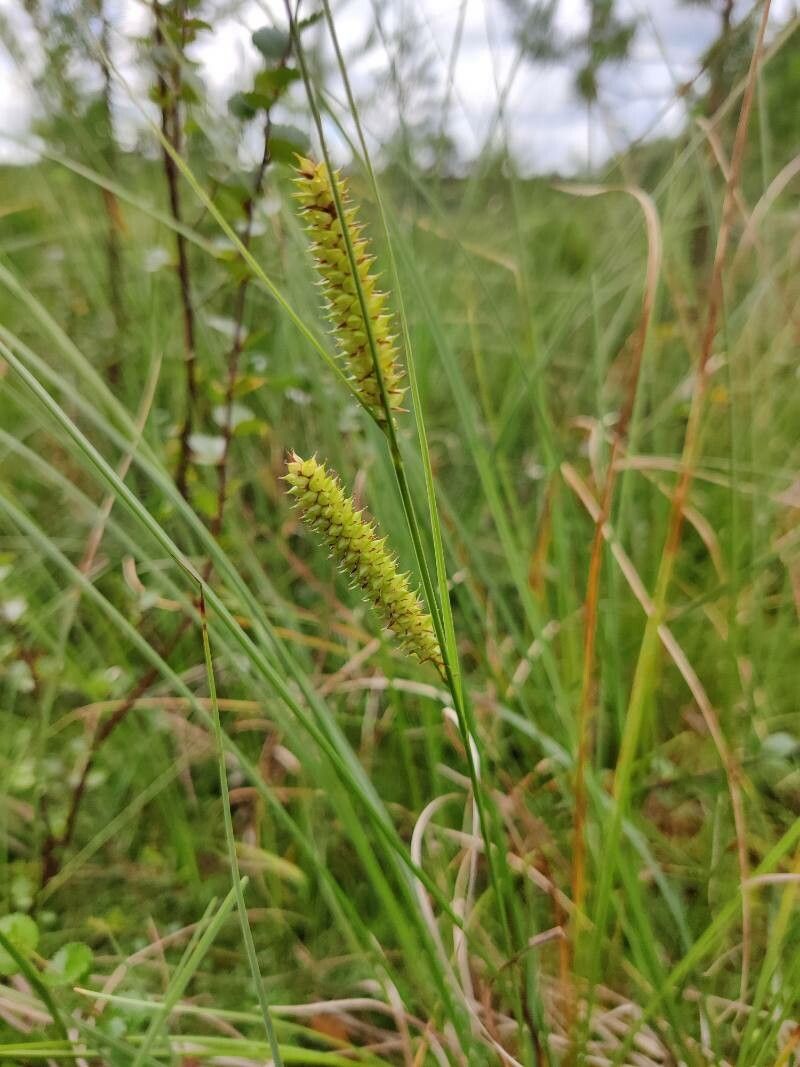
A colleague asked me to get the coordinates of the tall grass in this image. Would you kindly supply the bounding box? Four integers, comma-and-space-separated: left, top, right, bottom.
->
1, 3, 799, 1065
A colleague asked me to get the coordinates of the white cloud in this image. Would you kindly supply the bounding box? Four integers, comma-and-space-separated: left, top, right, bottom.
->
0, 2, 43, 161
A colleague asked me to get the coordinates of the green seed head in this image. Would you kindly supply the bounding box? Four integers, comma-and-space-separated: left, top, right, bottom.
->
293, 156, 405, 422
284, 453, 442, 670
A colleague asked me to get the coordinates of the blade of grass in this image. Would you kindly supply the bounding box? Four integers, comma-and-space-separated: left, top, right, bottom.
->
198, 592, 284, 1067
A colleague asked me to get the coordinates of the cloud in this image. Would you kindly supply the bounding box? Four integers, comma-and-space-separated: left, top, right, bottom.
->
0, 0, 796, 172
0, 3, 43, 162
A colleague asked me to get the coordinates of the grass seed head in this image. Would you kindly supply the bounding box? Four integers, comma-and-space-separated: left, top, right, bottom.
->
293, 156, 405, 422
284, 452, 442, 670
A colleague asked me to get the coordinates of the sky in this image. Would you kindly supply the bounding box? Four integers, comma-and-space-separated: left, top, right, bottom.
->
0, 0, 797, 172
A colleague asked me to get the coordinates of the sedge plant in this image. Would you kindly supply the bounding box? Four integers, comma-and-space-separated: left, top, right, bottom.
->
284, 93, 540, 1049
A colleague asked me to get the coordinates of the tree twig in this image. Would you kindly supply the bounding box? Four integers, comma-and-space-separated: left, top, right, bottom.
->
96, 0, 127, 384
153, 0, 198, 501
210, 30, 296, 543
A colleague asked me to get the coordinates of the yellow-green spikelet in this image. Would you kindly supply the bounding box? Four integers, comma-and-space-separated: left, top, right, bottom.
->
284, 453, 442, 670
293, 156, 405, 421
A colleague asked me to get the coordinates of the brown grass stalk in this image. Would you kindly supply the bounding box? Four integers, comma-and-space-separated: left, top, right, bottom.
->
552, 186, 661, 970
562, 459, 752, 1008
597, 0, 771, 1001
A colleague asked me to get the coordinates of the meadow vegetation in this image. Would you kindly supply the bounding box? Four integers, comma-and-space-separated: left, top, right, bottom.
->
1, 2, 799, 1063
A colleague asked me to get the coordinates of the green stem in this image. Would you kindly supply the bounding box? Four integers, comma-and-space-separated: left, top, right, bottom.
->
198, 590, 285, 1067
288, 6, 539, 1057
287, 0, 517, 961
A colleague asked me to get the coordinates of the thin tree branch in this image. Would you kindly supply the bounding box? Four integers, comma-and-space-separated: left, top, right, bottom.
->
153, 0, 198, 501
210, 29, 296, 543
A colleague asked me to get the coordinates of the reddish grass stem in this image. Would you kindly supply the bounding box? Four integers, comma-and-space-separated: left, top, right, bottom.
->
568, 186, 661, 948
153, 0, 198, 502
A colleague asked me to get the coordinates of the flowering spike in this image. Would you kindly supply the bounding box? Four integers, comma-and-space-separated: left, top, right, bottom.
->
293, 156, 405, 421
284, 453, 442, 670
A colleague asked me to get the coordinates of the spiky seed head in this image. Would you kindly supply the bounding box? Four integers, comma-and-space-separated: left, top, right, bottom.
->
293, 156, 405, 422
284, 452, 442, 670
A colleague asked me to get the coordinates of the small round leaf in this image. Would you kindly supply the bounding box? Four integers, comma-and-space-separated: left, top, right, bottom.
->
46, 942, 94, 987
252, 26, 290, 60
0, 913, 40, 976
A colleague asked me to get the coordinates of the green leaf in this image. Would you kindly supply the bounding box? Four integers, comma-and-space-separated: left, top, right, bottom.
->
148, 84, 172, 109
178, 69, 205, 107
183, 17, 212, 33
46, 942, 94, 986
269, 123, 309, 164
250, 67, 300, 107
255, 67, 298, 92
252, 26, 290, 60
233, 418, 269, 438
239, 91, 273, 113
192, 485, 219, 520
0, 913, 39, 976
268, 140, 300, 165
575, 63, 599, 102
297, 11, 323, 32
228, 92, 257, 121
179, 79, 202, 105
